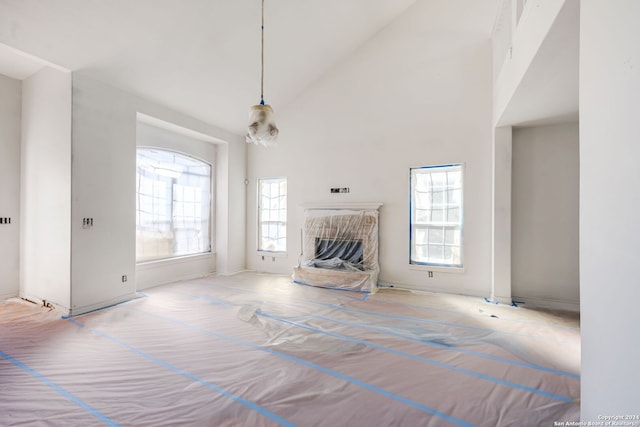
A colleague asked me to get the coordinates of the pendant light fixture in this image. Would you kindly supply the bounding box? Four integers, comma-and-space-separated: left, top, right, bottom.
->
246, 0, 279, 147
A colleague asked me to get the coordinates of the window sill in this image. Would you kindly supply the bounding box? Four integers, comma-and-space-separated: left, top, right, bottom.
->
409, 264, 465, 274
136, 252, 215, 268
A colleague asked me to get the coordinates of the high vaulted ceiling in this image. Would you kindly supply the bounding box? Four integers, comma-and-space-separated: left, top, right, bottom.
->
0, 0, 502, 135
0, 0, 418, 134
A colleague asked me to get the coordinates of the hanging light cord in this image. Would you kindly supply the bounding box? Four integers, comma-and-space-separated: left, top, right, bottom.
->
260, 0, 265, 105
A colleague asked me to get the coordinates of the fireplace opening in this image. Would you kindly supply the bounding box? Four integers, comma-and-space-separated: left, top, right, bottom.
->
313, 238, 364, 270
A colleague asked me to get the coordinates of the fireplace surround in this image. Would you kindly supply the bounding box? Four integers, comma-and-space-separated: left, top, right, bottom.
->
293, 203, 382, 293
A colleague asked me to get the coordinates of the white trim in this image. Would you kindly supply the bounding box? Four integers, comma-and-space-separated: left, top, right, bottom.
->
136, 252, 215, 268
136, 252, 216, 290
301, 202, 383, 210
137, 113, 226, 145
377, 281, 486, 299
512, 295, 580, 312
68, 292, 140, 316
408, 264, 466, 274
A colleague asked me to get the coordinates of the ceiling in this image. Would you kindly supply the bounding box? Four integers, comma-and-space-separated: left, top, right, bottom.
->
0, 0, 421, 135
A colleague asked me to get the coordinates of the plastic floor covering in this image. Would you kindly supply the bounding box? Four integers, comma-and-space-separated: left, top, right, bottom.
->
0, 272, 580, 426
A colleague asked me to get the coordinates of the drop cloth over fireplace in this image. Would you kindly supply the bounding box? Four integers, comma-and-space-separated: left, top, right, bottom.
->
293, 208, 380, 293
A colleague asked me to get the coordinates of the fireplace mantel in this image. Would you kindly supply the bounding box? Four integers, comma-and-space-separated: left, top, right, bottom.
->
300, 202, 383, 211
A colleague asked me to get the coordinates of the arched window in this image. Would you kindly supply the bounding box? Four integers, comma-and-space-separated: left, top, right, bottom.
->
136, 148, 212, 262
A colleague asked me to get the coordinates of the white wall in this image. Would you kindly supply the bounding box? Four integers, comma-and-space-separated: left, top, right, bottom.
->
580, 0, 640, 419
135, 121, 217, 290
511, 123, 579, 310
20, 67, 72, 308
70, 73, 245, 314
493, 0, 566, 125
247, 1, 494, 296
0, 73, 21, 299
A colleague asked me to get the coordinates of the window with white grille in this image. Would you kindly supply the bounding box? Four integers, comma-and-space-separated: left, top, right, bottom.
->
410, 164, 463, 267
258, 177, 287, 252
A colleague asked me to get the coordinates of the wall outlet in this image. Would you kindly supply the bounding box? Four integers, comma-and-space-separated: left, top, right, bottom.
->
82, 218, 94, 228
0, 217, 11, 224
428, 271, 434, 278
121, 275, 127, 283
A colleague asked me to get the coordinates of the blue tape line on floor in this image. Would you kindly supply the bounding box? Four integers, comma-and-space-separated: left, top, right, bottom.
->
255, 310, 574, 403
207, 282, 576, 343
311, 300, 578, 344
367, 297, 579, 332
65, 319, 297, 427
177, 287, 580, 380
66, 318, 84, 328
127, 306, 475, 427
172, 288, 579, 379
292, 280, 370, 297
167, 286, 581, 380
0, 348, 119, 426
310, 313, 579, 379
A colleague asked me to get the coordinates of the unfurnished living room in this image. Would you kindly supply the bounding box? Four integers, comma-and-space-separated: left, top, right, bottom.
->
0, 0, 638, 426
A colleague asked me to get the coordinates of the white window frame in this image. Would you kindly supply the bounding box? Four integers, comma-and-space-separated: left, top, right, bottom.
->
257, 177, 287, 253
410, 164, 464, 270
136, 148, 213, 263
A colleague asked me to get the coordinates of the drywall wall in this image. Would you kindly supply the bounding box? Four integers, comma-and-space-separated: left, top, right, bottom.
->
20, 66, 72, 309
71, 73, 245, 313
246, 0, 494, 296
580, 0, 640, 419
493, 0, 567, 125
496, 0, 579, 127
135, 121, 217, 290
0, 73, 21, 299
511, 123, 579, 310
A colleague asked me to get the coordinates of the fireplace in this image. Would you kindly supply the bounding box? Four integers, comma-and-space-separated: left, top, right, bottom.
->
292, 203, 382, 293
314, 238, 364, 267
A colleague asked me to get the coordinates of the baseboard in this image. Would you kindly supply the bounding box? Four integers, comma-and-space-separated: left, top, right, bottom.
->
217, 268, 250, 277
0, 291, 19, 301
378, 280, 487, 299
67, 292, 140, 317
511, 295, 580, 312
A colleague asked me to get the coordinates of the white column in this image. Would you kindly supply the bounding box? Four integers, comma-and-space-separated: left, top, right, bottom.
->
20, 67, 72, 310
580, 0, 640, 418
491, 126, 512, 304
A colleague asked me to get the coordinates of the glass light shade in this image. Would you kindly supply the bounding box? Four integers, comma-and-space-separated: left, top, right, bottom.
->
246, 104, 279, 147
